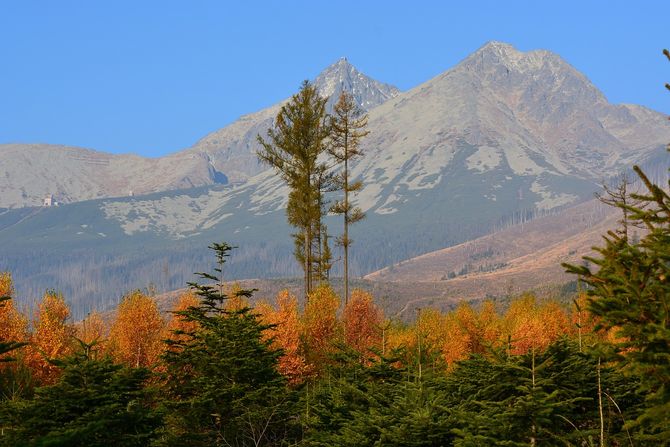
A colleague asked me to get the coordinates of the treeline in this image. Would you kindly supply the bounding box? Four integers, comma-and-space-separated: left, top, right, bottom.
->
0, 251, 666, 445
2, 213, 495, 319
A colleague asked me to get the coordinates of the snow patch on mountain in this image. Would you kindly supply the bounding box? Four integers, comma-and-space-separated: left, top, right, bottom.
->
502, 145, 545, 176
466, 145, 502, 172
248, 172, 289, 215
530, 180, 578, 210
101, 190, 235, 238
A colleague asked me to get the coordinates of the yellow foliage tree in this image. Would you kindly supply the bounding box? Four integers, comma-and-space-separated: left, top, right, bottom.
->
75, 311, 107, 355
342, 289, 383, 355
257, 290, 309, 384
302, 285, 341, 373
27, 291, 74, 384
385, 322, 414, 359
224, 282, 250, 313
108, 291, 165, 368
0, 272, 12, 298
416, 308, 449, 363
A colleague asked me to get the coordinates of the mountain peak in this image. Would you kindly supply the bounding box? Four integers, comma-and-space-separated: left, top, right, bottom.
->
477, 40, 519, 55
313, 58, 400, 111
334, 56, 350, 65
465, 41, 555, 73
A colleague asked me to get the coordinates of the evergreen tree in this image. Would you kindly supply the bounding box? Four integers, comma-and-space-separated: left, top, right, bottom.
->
328, 91, 369, 304
563, 47, 670, 443
258, 81, 331, 299
157, 242, 298, 446
448, 340, 640, 446
0, 340, 161, 447
303, 345, 455, 447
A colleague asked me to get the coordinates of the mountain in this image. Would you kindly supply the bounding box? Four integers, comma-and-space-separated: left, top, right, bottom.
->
347, 41, 670, 217
1, 42, 669, 316
314, 57, 401, 111
0, 144, 228, 208
187, 58, 400, 183
0, 59, 400, 208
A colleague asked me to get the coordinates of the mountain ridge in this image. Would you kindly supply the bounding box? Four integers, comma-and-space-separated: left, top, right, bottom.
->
0, 58, 399, 208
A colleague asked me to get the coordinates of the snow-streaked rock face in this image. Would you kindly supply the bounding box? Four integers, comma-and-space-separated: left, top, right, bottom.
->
2, 41, 669, 217
341, 41, 670, 216
314, 57, 400, 111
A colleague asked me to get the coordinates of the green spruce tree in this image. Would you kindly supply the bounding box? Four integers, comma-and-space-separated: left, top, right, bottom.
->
563, 48, 670, 443
0, 340, 161, 447
157, 242, 298, 447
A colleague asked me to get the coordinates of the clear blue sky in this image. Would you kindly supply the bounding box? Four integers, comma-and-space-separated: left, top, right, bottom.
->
1, 1, 668, 157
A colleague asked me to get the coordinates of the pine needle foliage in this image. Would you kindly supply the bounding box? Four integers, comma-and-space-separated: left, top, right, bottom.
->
157, 242, 299, 447
257, 81, 331, 299
0, 340, 161, 447
563, 48, 670, 442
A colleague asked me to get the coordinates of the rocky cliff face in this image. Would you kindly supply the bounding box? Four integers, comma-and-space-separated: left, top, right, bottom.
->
343, 41, 670, 215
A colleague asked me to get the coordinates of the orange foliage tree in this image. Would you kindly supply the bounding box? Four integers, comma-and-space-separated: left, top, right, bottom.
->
451, 301, 503, 356
440, 310, 471, 367
502, 294, 570, 355
75, 311, 107, 355
0, 273, 29, 361
108, 291, 165, 368
342, 289, 383, 356
165, 291, 200, 342
301, 285, 341, 372
27, 291, 74, 384
256, 290, 309, 384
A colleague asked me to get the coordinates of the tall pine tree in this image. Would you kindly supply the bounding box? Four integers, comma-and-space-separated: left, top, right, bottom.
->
258, 81, 331, 299
328, 91, 369, 304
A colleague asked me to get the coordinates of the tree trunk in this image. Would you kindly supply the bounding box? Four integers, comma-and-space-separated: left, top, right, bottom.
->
343, 134, 349, 305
